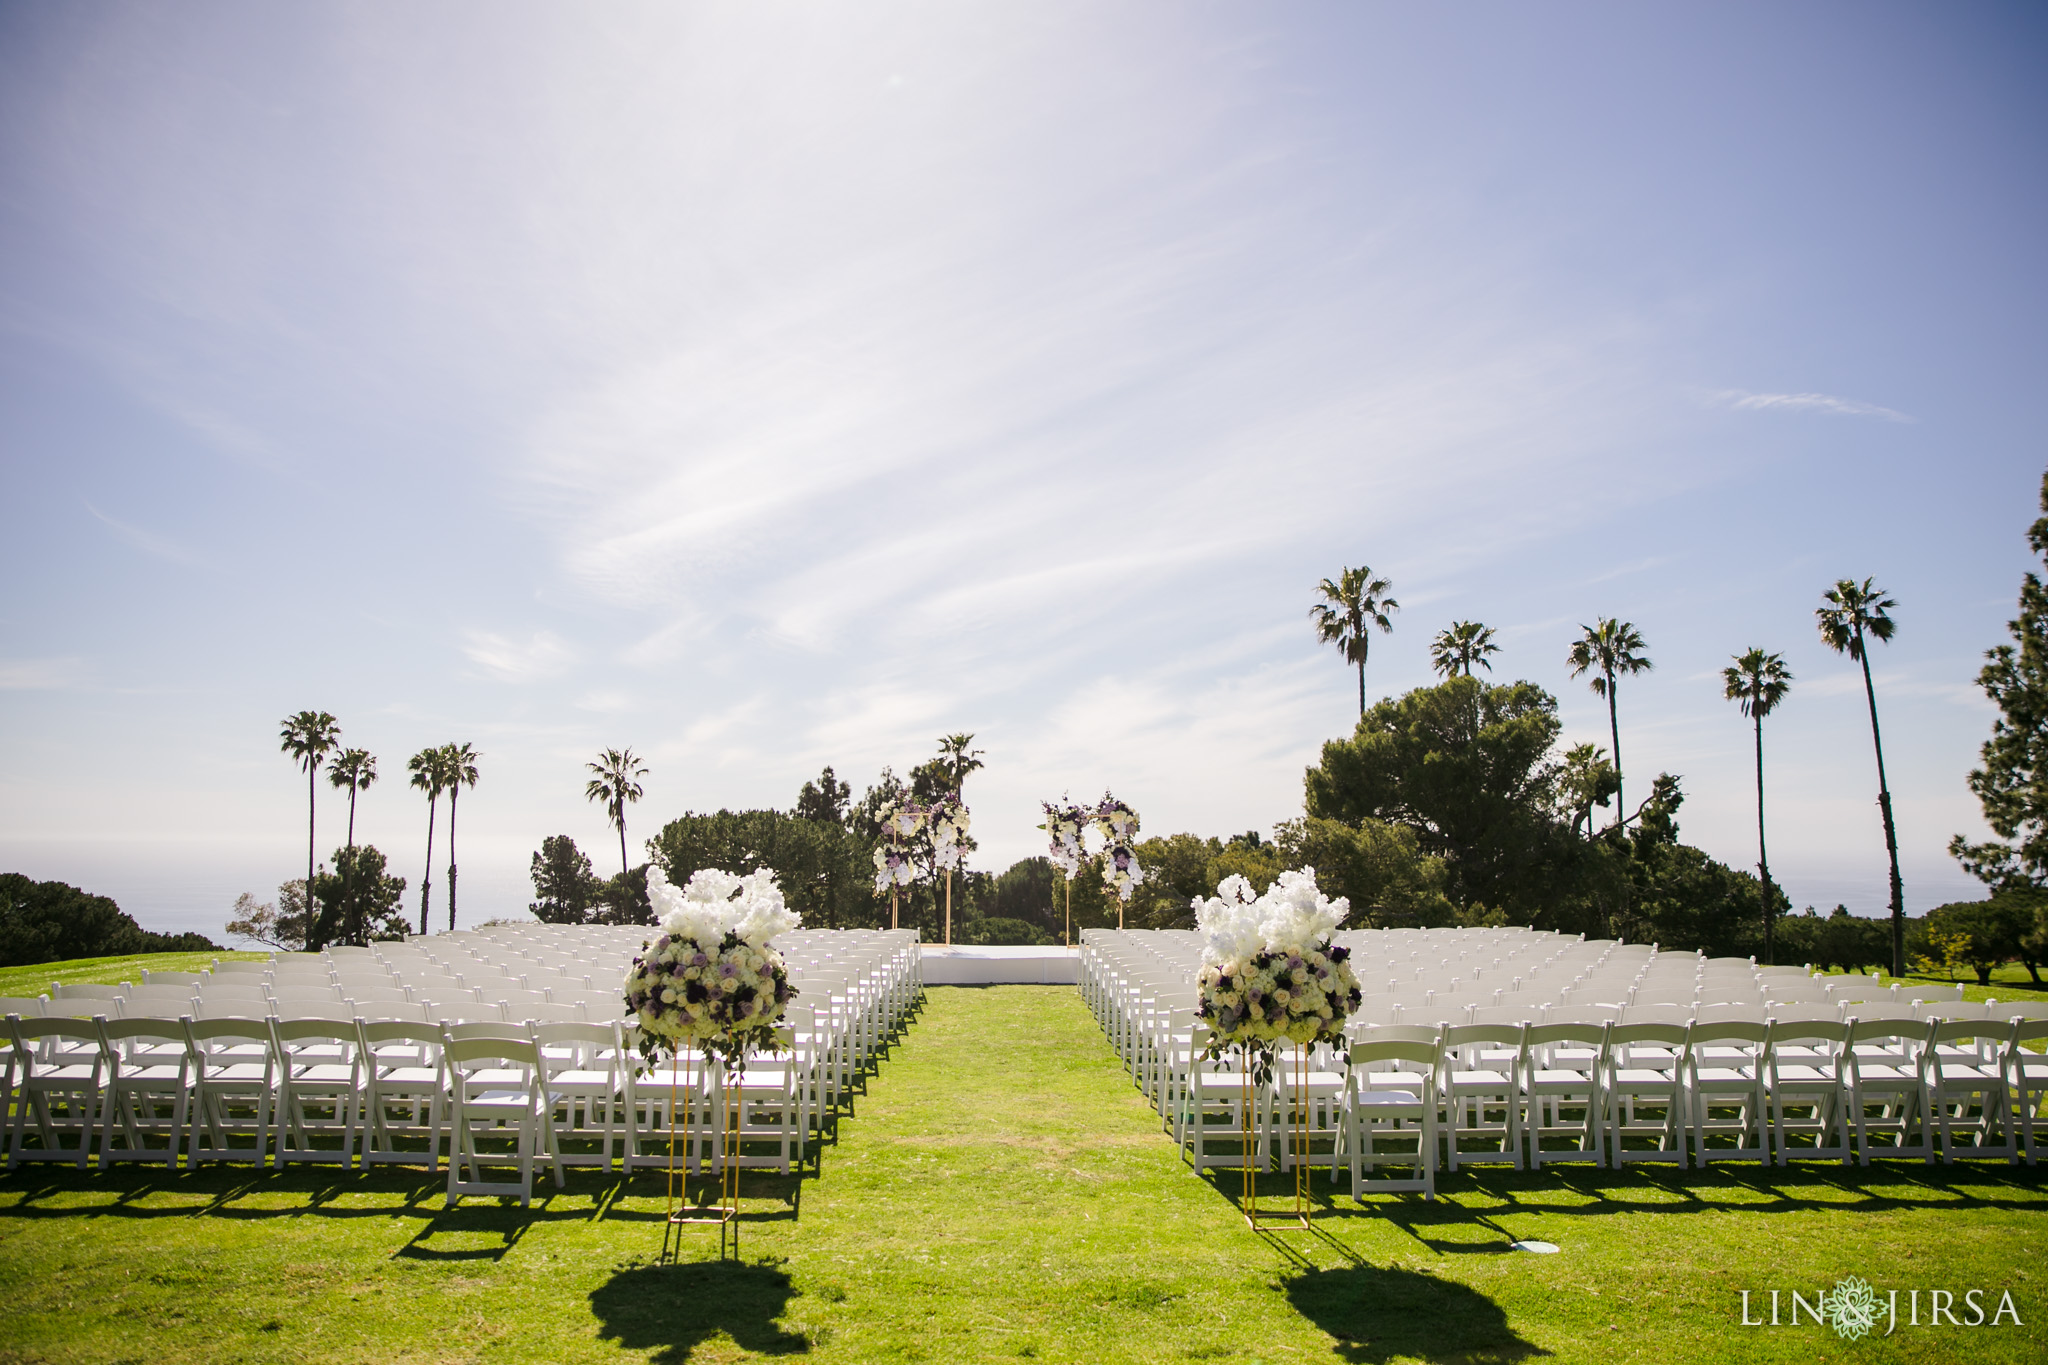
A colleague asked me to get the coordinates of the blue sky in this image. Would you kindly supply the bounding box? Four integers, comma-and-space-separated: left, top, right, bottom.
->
2, 3, 2044, 938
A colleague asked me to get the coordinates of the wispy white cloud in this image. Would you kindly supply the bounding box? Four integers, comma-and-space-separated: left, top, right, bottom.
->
461, 630, 576, 682
1710, 389, 1914, 423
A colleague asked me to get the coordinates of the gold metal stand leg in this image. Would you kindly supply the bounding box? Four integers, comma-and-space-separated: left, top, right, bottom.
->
666, 1049, 742, 1262
1240, 1045, 1311, 1232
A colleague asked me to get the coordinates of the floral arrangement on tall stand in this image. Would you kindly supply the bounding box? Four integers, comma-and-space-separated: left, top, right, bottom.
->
871, 799, 928, 930
1038, 798, 1089, 946
1092, 793, 1145, 929
928, 791, 970, 944
623, 866, 801, 1258
1191, 868, 1361, 1230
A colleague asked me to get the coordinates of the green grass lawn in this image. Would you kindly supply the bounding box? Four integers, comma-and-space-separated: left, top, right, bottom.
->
1813, 962, 2048, 1004
0, 951, 267, 1000
1, 983, 2042, 1365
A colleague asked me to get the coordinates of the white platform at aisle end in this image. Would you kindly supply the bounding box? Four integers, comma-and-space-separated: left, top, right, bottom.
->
919, 945, 1080, 985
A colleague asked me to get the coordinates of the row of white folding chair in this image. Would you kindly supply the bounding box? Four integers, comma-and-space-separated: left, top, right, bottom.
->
1347, 998, 2048, 1037
3, 1010, 687, 1201
1097, 982, 2048, 1186
1393, 1015, 2042, 1173
1261, 1017, 2041, 1189
3, 1013, 529, 1183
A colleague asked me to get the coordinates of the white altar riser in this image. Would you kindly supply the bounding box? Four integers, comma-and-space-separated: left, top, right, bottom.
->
919, 946, 1080, 986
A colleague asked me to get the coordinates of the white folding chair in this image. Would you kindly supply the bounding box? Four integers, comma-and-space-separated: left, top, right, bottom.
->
728, 1027, 801, 1175
1268, 1042, 1348, 1181
1520, 1022, 1609, 1168
2004, 1018, 2048, 1165
531, 1021, 623, 1170
1925, 1018, 2015, 1163
1686, 1018, 1770, 1164
51, 984, 122, 1004
7, 1016, 105, 1169
356, 1020, 446, 1170
1767, 1020, 1851, 1164
1338, 1027, 1439, 1199
96, 1017, 192, 1168
271, 1018, 363, 1168
1437, 1022, 1525, 1171
1178, 1027, 1259, 1174
1602, 1022, 1690, 1166
442, 1030, 561, 1207
182, 1018, 277, 1168
1843, 1017, 1933, 1164
116, 986, 200, 1018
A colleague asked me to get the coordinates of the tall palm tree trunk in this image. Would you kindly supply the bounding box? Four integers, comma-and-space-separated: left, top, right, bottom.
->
1606, 673, 1624, 831
1754, 711, 1774, 964
617, 805, 630, 878
1856, 633, 1907, 975
306, 766, 317, 952
447, 787, 460, 933
418, 794, 437, 935
1356, 649, 1366, 719
346, 788, 358, 851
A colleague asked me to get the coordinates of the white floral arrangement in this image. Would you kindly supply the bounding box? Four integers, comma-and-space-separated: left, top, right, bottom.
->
1192, 869, 1362, 1059
1092, 793, 1145, 903
928, 791, 970, 872
623, 866, 800, 1070
871, 799, 928, 894
1038, 799, 1088, 879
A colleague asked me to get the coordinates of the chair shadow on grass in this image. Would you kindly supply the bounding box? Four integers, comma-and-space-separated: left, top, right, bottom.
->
1283, 1263, 1546, 1365
590, 1259, 810, 1363
1197, 1154, 2048, 1266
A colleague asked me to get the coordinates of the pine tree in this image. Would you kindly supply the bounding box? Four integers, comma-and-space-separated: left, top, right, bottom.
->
1951, 469, 2048, 892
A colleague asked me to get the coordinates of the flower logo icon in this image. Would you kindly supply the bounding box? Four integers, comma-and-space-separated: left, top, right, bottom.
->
1821, 1276, 1882, 1341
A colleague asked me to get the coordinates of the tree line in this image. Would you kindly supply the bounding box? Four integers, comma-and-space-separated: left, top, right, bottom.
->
1305, 471, 2048, 977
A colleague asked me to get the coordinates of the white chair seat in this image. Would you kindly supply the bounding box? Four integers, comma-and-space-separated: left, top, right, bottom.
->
1613, 1068, 1677, 1087
1447, 1069, 1511, 1089
1357, 1088, 1422, 1106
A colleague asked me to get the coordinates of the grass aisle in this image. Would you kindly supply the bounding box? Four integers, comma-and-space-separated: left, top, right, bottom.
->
0, 984, 2043, 1364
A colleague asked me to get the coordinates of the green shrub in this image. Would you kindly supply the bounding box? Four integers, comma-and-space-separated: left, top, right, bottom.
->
960, 916, 1054, 946
0, 874, 221, 968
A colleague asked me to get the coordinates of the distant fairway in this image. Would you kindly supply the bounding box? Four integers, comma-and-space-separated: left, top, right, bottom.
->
2, 982, 2042, 1364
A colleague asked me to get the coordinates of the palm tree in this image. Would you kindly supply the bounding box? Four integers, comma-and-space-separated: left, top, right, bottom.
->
937, 732, 986, 795
1818, 577, 1905, 975
329, 748, 378, 850
441, 742, 481, 932
407, 747, 447, 935
1723, 649, 1793, 963
1310, 565, 1399, 718
1566, 619, 1653, 831
1430, 621, 1501, 679
279, 710, 340, 945
585, 747, 649, 877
